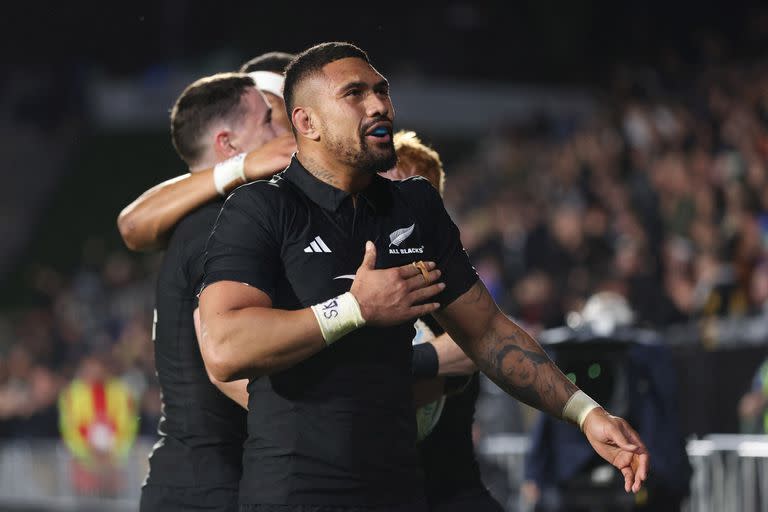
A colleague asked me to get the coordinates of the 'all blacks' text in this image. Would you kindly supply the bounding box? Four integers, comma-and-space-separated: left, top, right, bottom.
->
389, 246, 425, 255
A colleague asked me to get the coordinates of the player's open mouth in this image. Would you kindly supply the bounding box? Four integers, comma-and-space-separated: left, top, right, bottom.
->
364, 123, 392, 143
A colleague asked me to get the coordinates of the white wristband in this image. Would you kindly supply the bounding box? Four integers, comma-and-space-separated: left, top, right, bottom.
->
562, 390, 601, 430
310, 292, 366, 345
213, 152, 247, 196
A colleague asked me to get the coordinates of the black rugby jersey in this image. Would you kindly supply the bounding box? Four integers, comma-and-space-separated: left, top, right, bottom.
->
146, 200, 247, 489
203, 157, 478, 507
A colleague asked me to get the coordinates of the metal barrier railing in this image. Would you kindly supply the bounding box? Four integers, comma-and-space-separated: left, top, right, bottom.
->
476, 433, 768, 512
0, 438, 151, 511
685, 435, 768, 512
476, 435, 531, 511
0, 435, 767, 511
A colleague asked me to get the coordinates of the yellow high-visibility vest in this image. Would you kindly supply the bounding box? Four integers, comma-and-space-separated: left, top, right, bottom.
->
58, 378, 138, 465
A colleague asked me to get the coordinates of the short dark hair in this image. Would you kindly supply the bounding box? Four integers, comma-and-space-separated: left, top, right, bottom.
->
283, 42, 370, 117
170, 72, 255, 167
239, 51, 296, 74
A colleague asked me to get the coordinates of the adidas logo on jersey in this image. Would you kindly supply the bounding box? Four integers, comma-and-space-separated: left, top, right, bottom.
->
304, 236, 332, 253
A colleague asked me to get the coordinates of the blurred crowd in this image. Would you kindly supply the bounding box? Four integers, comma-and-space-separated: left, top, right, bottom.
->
447, 57, 768, 334
2, 50, 768, 441
0, 248, 162, 440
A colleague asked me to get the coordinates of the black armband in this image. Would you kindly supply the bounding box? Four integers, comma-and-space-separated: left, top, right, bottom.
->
412, 343, 439, 378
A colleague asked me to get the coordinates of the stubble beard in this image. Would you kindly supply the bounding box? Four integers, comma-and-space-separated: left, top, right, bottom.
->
327, 131, 397, 175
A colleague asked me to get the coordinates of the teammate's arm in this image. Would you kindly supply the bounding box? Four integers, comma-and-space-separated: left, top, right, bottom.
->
411, 333, 474, 407
431, 333, 476, 376
193, 308, 249, 409
198, 242, 444, 382
119, 171, 218, 251
117, 135, 295, 251
434, 280, 649, 493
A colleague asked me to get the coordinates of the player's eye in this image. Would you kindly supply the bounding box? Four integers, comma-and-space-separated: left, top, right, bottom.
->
345, 89, 362, 97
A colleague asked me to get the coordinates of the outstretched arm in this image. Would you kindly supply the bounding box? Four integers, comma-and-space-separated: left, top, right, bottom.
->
435, 282, 575, 416
117, 135, 295, 251
435, 280, 649, 493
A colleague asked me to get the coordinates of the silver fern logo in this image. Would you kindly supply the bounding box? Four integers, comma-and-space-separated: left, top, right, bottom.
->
389, 224, 415, 246
388, 224, 424, 254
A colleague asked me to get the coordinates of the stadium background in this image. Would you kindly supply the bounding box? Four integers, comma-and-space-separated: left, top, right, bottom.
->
1, 1, 768, 510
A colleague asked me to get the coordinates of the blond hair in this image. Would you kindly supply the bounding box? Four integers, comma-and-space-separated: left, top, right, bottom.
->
393, 131, 445, 196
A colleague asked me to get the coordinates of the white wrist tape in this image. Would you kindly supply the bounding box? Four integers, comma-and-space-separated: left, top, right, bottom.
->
562, 390, 601, 430
310, 292, 366, 345
213, 152, 247, 196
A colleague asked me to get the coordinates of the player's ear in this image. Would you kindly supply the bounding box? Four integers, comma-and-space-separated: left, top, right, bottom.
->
292, 107, 320, 141
214, 129, 239, 159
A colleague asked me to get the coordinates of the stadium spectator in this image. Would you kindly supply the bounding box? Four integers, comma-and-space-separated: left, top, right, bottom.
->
738, 358, 768, 433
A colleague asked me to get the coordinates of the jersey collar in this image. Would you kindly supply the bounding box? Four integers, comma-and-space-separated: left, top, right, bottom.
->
283, 156, 391, 213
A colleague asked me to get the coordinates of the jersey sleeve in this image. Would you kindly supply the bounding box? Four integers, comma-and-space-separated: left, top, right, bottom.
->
409, 177, 478, 308
201, 185, 282, 301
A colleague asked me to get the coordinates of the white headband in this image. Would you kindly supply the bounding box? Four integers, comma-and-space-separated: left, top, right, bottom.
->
249, 71, 285, 99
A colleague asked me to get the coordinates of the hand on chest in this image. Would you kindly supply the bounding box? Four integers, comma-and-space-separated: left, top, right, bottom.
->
282, 211, 432, 305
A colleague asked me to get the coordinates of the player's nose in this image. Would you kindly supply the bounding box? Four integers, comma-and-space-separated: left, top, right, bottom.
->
365, 93, 390, 119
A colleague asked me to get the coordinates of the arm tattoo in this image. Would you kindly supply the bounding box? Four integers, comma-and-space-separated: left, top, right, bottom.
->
455, 284, 578, 418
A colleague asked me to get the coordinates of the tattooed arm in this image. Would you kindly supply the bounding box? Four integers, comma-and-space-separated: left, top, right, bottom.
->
434, 280, 649, 493
434, 281, 576, 416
